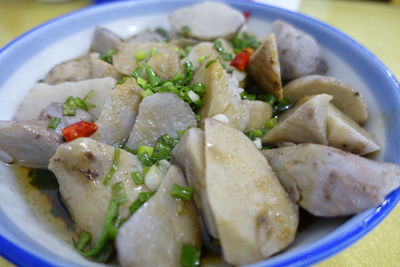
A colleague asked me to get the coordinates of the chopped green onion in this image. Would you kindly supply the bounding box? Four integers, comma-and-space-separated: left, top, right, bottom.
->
155, 27, 169, 40
273, 97, 291, 115
195, 114, 202, 122
184, 46, 192, 55
245, 129, 265, 140
63, 96, 76, 116
145, 65, 162, 87
213, 39, 233, 61
182, 25, 191, 36
117, 76, 130, 85
171, 183, 193, 201
48, 117, 60, 129
112, 181, 127, 205
129, 192, 155, 214
178, 129, 187, 139
198, 55, 209, 64
132, 172, 144, 185
123, 146, 136, 155
137, 146, 154, 157
180, 245, 201, 267
100, 49, 117, 64
261, 93, 277, 106
137, 152, 154, 167
74, 232, 91, 251
266, 118, 278, 128
190, 83, 206, 95
151, 134, 178, 161
135, 50, 147, 61
240, 91, 256, 100
187, 90, 203, 107
150, 47, 158, 56
172, 73, 184, 83
132, 66, 143, 79
73, 97, 89, 111
142, 166, 150, 176
141, 89, 154, 97
103, 148, 120, 185
136, 77, 148, 89
205, 59, 217, 68
183, 61, 194, 84
232, 31, 261, 54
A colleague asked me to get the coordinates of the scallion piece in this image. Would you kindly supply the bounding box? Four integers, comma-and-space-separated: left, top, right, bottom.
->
48, 117, 61, 129
63, 96, 76, 116
136, 77, 148, 89
137, 152, 154, 167
205, 59, 217, 68
155, 27, 169, 40
145, 65, 161, 87
132, 172, 144, 185
261, 93, 277, 106
135, 50, 148, 61
190, 83, 206, 95
137, 146, 154, 157
141, 89, 154, 97
150, 47, 158, 56
73, 97, 89, 111
183, 61, 194, 83
132, 66, 143, 79
266, 117, 278, 129
111, 181, 127, 205
182, 25, 191, 36
171, 183, 193, 201
123, 146, 136, 155
74, 232, 91, 251
197, 55, 209, 64
178, 129, 187, 139
240, 91, 256, 100
99, 49, 117, 64
117, 76, 130, 85
213, 39, 233, 61
180, 245, 201, 267
103, 148, 120, 185
129, 192, 155, 214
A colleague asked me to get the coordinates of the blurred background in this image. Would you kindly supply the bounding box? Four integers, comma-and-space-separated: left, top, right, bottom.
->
0, 0, 399, 267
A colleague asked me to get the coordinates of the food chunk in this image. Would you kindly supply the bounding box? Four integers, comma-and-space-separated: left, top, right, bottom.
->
327, 104, 379, 155
15, 77, 116, 121
90, 26, 122, 54
272, 20, 326, 81
243, 100, 272, 131
247, 34, 282, 99
44, 56, 92, 85
262, 144, 400, 216
193, 60, 249, 131
116, 165, 201, 267
283, 75, 368, 124
0, 120, 63, 168
91, 78, 142, 146
262, 94, 332, 145
125, 92, 196, 151
48, 138, 144, 241
90, 53, 123, 80
172, 128, 218, 238
169, 2, 245, 40
204, 119, 298, 265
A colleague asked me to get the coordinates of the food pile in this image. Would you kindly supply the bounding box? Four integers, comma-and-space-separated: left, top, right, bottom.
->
0, 2, 399, 266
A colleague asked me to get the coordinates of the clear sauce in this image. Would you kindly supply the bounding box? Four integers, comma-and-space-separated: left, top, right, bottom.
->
14, 167, 77, 244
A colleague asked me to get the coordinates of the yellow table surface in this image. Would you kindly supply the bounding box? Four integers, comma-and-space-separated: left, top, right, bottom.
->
0, 0, 399, 266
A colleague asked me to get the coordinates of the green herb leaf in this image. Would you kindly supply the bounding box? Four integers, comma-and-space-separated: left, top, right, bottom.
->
48, 117, 61, 129
100, 49, 117, 64
132, 172, 144, 185
181, 245, 201, 267
103, 148, 120, 185
171, 183, 193, 201
129, 192, 155, 214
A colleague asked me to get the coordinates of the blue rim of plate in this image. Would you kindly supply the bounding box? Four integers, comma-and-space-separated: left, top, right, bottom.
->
0, 1, 399, 267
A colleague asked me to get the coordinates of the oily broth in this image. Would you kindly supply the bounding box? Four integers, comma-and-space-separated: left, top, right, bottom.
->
14, 167, 76, 244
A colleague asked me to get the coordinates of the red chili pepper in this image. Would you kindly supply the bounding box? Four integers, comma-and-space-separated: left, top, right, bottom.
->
61, 121, 98, 142
243, 11, 251, 20
230, 50, 251, 71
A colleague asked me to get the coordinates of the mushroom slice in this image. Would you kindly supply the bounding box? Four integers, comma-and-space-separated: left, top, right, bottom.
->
262, 94, 332, 145
0, 120, 62, 168
125, 92, 196, 151
272, 20, 326, 81
44, 56, 92, 85
169, 2, 245, 41
172, 128, 218, 239
116, 165, 201, 267
48, 138, 144, 241
327, 104, 380, 155
193, 60, 249, 131
90, 26, 122, 54
283, 75, 368, 124
91, 78, 142, 146
247, 34, 283, 99
90, 53, 123, 80
262, 144, 400, 217
15, 77, 116, 121
204, 119, 298, 265
243, 100, 272, 131
39, 102, 93, 134
112, 42, 182, 80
